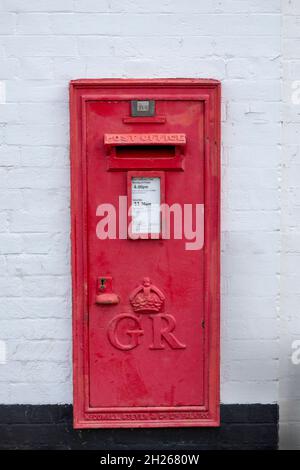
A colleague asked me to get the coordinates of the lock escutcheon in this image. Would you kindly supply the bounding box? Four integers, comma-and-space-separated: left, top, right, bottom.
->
95, 277, 119, 305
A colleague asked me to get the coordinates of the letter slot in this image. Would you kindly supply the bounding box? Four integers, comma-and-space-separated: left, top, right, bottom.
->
104, 133, 186, 171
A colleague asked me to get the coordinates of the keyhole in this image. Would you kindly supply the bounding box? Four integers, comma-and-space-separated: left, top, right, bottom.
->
100, 278, 106, 290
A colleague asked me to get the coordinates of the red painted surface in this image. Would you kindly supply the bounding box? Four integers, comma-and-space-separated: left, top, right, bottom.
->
70, 79, 221, 428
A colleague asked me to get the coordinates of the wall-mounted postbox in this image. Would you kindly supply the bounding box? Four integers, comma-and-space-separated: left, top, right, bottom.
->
70, 79, 221, 428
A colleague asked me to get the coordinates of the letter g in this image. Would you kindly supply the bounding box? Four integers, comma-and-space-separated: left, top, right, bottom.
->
107, 314, 144, 351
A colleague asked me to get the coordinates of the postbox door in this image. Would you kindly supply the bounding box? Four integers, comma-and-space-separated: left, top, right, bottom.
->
70, 79, 220, 428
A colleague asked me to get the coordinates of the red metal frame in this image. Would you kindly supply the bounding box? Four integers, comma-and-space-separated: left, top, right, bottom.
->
70, 79, 221, 429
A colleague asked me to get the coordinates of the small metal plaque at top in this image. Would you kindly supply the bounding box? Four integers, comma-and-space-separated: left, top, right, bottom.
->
131, 100, 155, 117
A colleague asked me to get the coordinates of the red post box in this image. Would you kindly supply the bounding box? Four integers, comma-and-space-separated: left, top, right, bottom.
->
70, 79, 221, 428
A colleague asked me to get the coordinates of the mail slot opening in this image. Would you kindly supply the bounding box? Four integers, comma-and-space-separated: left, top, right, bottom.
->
115, 145, 176, 159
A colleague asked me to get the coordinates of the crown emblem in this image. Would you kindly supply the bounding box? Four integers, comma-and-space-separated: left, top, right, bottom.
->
129, 277, 165, 314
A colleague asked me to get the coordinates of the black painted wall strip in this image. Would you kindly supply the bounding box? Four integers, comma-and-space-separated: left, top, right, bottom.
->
0, 404, 278, 450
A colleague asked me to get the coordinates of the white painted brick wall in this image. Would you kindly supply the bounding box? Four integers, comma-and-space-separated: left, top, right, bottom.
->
0, 0, 281, 406
280, 0, 300, 450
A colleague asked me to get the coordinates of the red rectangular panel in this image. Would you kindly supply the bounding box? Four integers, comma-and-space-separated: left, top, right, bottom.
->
70, 79, 221, 428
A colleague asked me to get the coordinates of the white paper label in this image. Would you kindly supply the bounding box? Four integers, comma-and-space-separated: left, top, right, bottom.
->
131, 177, 161, 234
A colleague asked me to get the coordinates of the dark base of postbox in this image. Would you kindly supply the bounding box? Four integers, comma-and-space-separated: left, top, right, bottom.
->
0, 404, 278, 450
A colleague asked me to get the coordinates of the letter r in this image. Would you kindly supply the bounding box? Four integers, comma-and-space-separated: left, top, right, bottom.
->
149, 314, 186, 350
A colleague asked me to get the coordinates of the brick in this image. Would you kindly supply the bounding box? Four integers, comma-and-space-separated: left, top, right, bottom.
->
0, 104, 19, 123
6, 81, 68, 103
22, 234, 58, 254
283, 15, 300, 38
53, 58, 86, 80
6, 169, 69, 189
228, 189, 280, 210
22, 276, 70, 297
222, 381, 278, 404
2, 0, 74, 12
0, 189, 23, 210
226, 168, 279, 189
283, 122, 300, 145
280, 376, 300, 400
49, 13, 121, 35
0, 318, 71, 340
280, 424, 300, 450
74, 0, 110, 12
18, 103, 67, 124
282, 103, 300, 123
9, 340, 71, 361
0, 13, 16, 34
227, 58, 281, 80
118, 14, 280, 37
0, 126, 5, 144
227, 102, 281, 123
282, 209, 300, 231
9, 383, 72, 404
0, 58, 19, 79
225, 340, 278, 360
9, 210, 70, 233
223, 79, 281, 101
0, 212, 8, 232
21, 189, 68, 212
287, 317, 300, 336
114, 37, 185, 58
5, 124, 68, 146
222, 253, 280, 276
0, 145, 21, 165
0, 234, 22, 253
77, 36, 112, 56
0, 255, 6, 273
18, 58, 54, 79
280, 400, 300, 423
0, 384, 11, 403
282, 0, 300, 15
283, 232, 300, 253
226, 273, 279, 296
283, 39, 300, 59
0, 361, 70, 383
20, 146, 69, 167
5, 36, 77, 57
0, 297, 69, 318
283, 61, 300, 80
0, 277, 22, 297
215, 36, 280, 57
123, 57, 226, 80
227, 360, 278, 381
16, 13, 51, 34
85, 57, 128, 77
225, 317, 279, 340
215, 0, 281, 13
0, 168, 8, 187
281, 163, 300, 188
223, 231, 280, 255
109, 0, 216, 13
7, 254, 70, 276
